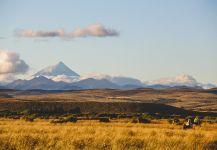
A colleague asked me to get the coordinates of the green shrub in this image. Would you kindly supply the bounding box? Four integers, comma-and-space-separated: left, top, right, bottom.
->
193, 116, 201, 125
25, 117, 34, 122
207, 119, 217, 124
50, 116, 77, 123
203, 116, 217, 124
168, 119, 173, 124
98, 113, 118, 119
21, 109, 31, 115
138, 116, 151, 123
204, 116, 212, 120
50, 118, 66, 124
168, 117, 181, 125
64, 116, 77, 123
23, 114, 37, 122
40, 115, 49, 119
173, 118, 181, 124
131, 117, 139, 123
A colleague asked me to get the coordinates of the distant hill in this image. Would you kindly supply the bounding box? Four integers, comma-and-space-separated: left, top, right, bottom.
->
4, 76, 210, 91
6, 76, 121, 90
146, 84, 172, 89
205, 88, 217, 95
3, 61, 216, 90
6, 76, 81, 90
0, 86, 6, 89
72, 78, 120, 89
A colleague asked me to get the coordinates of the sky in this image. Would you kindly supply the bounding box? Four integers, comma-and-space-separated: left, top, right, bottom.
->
0, 0, 217, 84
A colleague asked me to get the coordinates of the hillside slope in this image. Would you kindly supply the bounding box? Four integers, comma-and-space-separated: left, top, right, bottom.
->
0, 88, 217, 113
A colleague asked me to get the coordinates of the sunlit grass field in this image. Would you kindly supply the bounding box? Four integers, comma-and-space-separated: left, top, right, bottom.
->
0, 119, 216, 150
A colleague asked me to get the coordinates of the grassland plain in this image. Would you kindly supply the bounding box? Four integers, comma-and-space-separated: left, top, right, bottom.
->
1, 88, 217, 113
0, 119, 216, 150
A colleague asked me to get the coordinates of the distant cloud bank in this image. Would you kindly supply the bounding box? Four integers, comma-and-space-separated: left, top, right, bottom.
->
0, 50, 29, 83
15, 24, 119, 39
0, 50, 29, 74
0, 74, 15, 84
147, 74, 198, 87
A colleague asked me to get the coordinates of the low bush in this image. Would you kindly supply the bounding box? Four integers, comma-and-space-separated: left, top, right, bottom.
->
203, 116, 217, 124
21, 109, 31, 116
173, 117, 181, 124
131, 117, 139, 123
193, 116, 201, 125
167, 119, 173, 124
168, 117, 182, 125
22, 114, 37, 122
206, 119, 217, 124
25, 117, 34, 122
23, 116, 35, 122
50, 118, 66, 124
138, 116, 151, 123
50, 116, 77, 123
8, 115, 21, 119
98, 113, 118, 119
0, 110, 19, 117
39, 115, 49, 119
99, 117, 110, 122
64, 116, 77, 123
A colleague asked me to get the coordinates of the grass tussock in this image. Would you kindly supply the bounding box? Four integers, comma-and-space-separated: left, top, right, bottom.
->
0, 119, 216, 150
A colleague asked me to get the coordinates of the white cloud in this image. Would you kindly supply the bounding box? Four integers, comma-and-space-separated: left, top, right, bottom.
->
16, 29, 65, 38
67, 73, 144, 86
28, 75, 79, 83
0, 74, 15, 84
0, 50, 29, 74
146, 74, 199, 87
50, 75, 79, 83
199, 83, 216, 89
110, 76, 144, 86
72, 24, 119, 37
15, 24, 119, 39
0, 50, 29, 84
78, 73, 110, 81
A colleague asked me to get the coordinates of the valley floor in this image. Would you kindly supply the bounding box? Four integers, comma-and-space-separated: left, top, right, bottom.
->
0, 119, 216, 150
1, 88, 217, 113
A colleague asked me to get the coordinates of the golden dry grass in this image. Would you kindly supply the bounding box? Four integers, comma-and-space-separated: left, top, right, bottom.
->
0, 119, 216, 150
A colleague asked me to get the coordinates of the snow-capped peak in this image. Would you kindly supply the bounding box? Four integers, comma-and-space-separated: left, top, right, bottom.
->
33, 61, 79, 77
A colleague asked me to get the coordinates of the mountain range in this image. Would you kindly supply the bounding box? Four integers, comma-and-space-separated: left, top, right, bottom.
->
3, 61, 216, 90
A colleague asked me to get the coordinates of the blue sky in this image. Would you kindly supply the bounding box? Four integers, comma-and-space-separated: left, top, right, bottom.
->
0, 0, 217, 84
